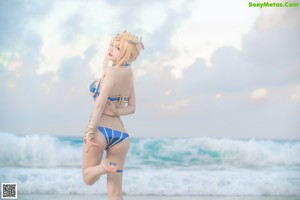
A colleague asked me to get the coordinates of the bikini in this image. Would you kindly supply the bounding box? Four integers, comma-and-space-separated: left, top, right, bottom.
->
89, 80, 129, 103
89, 69, 130, 172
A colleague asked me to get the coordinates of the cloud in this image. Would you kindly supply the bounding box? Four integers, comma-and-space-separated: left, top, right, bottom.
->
59, 13, 84, 44
0, 0, 299, 139
290, 85, 300, 102
250, 88, 267, 100
0, 0, 52, 50
178, 6, 300, 92
242, 8, 300, 84
215, 94, 222, 100
161, 98, 191, 111
133, 6, 300, 138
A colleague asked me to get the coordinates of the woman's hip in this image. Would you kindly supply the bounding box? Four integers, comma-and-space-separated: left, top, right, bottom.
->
98, 115, 126, 132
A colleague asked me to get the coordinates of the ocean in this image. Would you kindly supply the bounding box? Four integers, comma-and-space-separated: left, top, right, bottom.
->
0, 131, 300, 198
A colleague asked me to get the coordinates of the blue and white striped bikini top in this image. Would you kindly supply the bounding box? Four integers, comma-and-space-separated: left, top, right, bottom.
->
89, 80, 129, 104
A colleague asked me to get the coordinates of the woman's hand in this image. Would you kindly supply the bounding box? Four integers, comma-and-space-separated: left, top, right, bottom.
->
103, 101, 123, 117
84, 126, 100, 153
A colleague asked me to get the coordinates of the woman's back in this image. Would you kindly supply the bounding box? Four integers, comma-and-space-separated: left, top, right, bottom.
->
95, 65, 135, 131
108, 66, 133, 99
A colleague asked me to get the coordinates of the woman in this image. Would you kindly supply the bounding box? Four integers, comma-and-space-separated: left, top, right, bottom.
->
82, 31, 143, 199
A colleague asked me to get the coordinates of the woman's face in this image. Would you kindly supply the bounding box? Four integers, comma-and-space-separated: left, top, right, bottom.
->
107, 43, 120, 64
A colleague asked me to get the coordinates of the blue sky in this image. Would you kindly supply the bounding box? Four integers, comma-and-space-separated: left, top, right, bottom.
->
0, 0, 299, 139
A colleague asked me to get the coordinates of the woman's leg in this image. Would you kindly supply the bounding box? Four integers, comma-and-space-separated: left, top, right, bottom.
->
106, 139, 130, 200
82, 129, 114, 185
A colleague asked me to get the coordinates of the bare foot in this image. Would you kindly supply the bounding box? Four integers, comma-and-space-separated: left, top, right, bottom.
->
98, 159, 117, 174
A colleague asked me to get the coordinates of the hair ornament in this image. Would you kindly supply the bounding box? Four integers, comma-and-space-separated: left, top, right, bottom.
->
117, 30, 144, 50
137, 37, 144, 50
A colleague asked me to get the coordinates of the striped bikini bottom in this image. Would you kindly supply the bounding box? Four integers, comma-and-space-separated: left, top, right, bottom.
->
98, 126, 129, 150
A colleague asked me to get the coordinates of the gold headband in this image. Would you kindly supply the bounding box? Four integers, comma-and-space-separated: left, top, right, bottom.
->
115, 30, 144, 50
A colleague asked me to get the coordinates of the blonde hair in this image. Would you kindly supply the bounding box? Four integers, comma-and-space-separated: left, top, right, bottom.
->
101, 31, 143, 78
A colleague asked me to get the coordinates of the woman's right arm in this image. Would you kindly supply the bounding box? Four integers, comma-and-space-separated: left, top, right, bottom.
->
103, 83, 136, 117
117, 85, 136, 116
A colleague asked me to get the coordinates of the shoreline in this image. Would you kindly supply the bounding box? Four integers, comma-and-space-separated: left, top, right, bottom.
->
18, 194, 300, 200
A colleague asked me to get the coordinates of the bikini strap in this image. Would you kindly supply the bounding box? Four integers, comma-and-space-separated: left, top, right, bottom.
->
93, 80, 101, 99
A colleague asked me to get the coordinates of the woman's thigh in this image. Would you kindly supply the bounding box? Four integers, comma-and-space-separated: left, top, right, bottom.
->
107, 139, 130, 169
106, 139, 130, 194
82, 129, 108, 170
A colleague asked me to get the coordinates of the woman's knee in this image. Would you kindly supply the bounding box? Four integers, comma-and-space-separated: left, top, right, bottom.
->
82, 169, 97, 185
82, 173, 94, 185
83, 178, 94, 185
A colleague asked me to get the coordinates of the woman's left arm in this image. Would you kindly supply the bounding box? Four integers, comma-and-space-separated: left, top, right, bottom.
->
89, 68, 116, 127
84, 68, 116, 152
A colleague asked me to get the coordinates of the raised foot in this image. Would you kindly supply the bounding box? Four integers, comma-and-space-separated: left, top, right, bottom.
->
109, 162, 123, 173
99, 159, 117, 174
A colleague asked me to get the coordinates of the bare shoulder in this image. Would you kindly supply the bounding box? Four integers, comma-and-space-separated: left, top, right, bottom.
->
105, 66, 120, 77
109, 66, 133, 77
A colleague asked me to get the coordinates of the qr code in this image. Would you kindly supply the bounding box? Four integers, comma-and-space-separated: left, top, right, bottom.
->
1, 183, 17, 199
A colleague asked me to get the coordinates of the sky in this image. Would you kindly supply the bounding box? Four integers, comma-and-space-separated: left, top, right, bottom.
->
0, 0, 299, 139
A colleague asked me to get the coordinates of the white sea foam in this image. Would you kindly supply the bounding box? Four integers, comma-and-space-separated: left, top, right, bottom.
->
1, 167, 299, 196
124, 169, 300, 196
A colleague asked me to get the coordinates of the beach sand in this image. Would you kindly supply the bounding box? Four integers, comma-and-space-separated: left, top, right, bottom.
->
18, 194, 300, 200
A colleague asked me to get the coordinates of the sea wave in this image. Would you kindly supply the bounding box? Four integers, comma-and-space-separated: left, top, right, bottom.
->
0, 132, 81, 168
128, 137, 300, 169
1, 131, 300, 168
